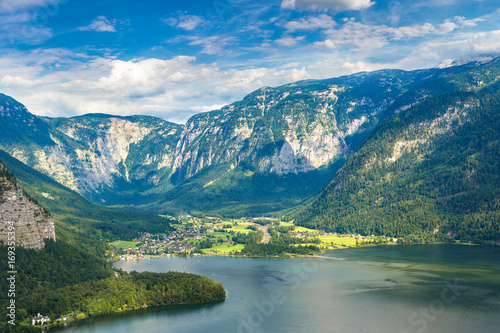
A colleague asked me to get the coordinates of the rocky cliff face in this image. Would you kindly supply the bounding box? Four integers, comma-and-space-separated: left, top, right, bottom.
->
0, 101, 183, 203
168, 57, 500, 182
43, 115, 183, 203
171, 85, 345, 181
169, 71, 412, 182
0, 160, 55, 249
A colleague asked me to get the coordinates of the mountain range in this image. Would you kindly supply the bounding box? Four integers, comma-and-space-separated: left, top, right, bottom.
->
1, 55, 499, 223
292, 87, 500, 244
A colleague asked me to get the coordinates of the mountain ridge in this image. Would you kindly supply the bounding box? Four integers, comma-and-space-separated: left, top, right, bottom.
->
1, 55, 500, 216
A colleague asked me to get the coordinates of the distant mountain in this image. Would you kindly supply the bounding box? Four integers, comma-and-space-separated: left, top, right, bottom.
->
1, 55, 500, 216
292, 86, 500, 243
436, 55, 496, 69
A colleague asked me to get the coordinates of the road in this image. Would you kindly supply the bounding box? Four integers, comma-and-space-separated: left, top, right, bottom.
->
248, 222, 271, 244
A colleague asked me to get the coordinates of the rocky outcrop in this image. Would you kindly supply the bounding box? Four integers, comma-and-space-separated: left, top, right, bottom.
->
168, 71, 417, 182
0, 161, 55, 249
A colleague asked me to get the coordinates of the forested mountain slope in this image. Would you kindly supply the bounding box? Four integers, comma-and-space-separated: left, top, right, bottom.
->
293, 88, 500, 244
0, 154, 223, 332
0, 150, 172, 251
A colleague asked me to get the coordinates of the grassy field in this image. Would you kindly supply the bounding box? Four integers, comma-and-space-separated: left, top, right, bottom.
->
201, 244, 245, 254
228, 222, 253, 234
276, 221, 382, 250
110, 241, 139, 249
318, 235, 358, 246
293, 225, 318, 233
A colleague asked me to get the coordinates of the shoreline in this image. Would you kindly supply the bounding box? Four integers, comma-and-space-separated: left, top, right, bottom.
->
110, 241, 487, 262
45, 297, 226, 331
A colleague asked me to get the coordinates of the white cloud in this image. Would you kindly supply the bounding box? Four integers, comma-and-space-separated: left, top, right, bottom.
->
0, 50, 312, 123
94, 56, 217, 95
281, 0, 375, 12
0, 11, 31, 24
437, 21, 458, 34
0, 3, 58, 46
308, 28, 500, 79
0, 0, 61, 13
163, 12, 205, 31
284, 14, 336, 31
0, 24, 53, 46
275, 36, 306, 46
190, 104, 227, 113
454, 16, 483, 27
314, 16, 485, 51
186, 35, 236, 55
313, 38, 336, 49
0, 74, 42, 88
400, 30, 500, 66
79, 16, 116, 32
281, 0, 295, 10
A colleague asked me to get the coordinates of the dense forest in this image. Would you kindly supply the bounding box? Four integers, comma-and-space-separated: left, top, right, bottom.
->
293, 89, 500, 244
0, 240, 225, 332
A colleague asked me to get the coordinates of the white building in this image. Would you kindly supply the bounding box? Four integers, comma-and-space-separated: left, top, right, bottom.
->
32, 313, 50, 326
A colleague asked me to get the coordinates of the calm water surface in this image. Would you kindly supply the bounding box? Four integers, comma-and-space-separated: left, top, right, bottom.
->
53, 245, 500, 333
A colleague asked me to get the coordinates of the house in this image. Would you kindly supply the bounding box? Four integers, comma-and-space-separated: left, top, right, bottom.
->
32, 313, 50, 326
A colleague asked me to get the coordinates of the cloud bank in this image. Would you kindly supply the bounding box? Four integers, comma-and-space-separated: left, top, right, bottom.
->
281, 0, 375, 12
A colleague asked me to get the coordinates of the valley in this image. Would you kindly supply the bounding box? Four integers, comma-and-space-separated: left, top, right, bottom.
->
109, 214, 394, 260
2, 55, 499, 218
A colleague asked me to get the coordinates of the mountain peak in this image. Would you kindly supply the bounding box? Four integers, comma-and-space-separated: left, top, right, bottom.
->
0, 93, 32, 119
436, 55, 497, 69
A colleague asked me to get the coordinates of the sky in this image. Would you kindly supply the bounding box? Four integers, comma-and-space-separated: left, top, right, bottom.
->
0, 0, 499, 123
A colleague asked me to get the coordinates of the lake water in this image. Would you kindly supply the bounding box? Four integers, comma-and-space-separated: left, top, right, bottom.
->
53, 245, 500, 333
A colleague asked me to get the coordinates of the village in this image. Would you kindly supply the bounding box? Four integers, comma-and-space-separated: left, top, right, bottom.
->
109, 215, 392, 260
110, 215, 257, 260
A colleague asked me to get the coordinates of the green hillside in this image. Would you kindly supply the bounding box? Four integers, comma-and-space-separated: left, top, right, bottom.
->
0, 150, 173, 250
0, 157, 224, 332
293, 89, 500, 244
139, 158, 346, 217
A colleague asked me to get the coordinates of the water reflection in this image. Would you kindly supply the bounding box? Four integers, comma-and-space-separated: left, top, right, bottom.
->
53, 245, 500, 333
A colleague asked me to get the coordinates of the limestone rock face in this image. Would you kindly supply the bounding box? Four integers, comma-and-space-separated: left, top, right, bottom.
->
0, 161, 55, 249
170, 85, 356, 180
0, 95, 183, 204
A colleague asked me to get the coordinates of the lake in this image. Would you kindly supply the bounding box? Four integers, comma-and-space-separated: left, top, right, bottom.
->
53, 245, 500, 333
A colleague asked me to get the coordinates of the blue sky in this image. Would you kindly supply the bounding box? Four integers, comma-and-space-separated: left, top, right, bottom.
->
0, 0, 499, 123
